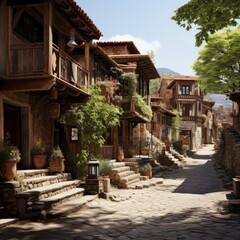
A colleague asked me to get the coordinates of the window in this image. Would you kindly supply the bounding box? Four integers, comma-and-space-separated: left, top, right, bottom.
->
14, 11, 43, 43
182, 104, 192, 116
181, 85, 191, 95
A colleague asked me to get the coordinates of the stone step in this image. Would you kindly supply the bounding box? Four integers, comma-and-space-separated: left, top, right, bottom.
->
36, 187, 85, 208
19, 173, 72, 192
47, 195, 98, 218
16, 180, 82, 219
111, 166, 131, 175
118, 176, 141, 189
123, 157, 141, 162
113, 170, 136, 182
111, 162, 126, 168
17, 180, 81, 200
127, 177, 164, 189
17, 169, 49, 180
119, 173, 141, 184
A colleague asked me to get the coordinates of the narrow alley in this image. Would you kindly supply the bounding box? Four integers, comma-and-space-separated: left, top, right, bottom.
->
1, 144, 240, 240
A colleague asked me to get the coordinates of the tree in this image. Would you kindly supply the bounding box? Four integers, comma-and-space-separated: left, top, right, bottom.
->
172, 0, 240, 46
60, 85, 122, 159
192, 26, 240, 95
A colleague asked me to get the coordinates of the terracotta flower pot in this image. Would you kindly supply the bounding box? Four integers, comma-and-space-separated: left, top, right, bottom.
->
32, 155, 47, 169
0, 160, 17, 181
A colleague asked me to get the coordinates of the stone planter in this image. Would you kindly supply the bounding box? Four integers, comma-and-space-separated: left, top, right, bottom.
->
49, 160, 65, 173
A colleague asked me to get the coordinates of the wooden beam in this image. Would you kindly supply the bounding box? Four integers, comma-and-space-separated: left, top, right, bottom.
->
44, 2, 52, 74
0, 78, 55, 91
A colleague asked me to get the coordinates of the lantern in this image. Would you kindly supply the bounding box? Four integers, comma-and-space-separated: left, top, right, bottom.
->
87, 159, 100, 179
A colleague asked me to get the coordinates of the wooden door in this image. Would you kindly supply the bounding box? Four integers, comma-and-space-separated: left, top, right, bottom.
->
3, 103, 21, 150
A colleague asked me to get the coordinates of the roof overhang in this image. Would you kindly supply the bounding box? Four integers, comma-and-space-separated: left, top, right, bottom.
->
110, 54, 160, 80
122, 112, 150, 123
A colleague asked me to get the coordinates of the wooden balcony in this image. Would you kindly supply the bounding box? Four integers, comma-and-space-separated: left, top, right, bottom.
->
9, 43, 88, 88
177, 94, 195, 100
181, 116, 203, 122
121, 100, 149, 123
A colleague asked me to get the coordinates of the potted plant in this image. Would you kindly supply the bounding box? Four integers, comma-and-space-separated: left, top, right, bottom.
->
99, 159, 113, 178
49, 146, 65, 173
139, 163, 152, 179
31, 139, 47, 169
117, 146, 124, 162
0, 144, 21, 181
140, 139, 150, 155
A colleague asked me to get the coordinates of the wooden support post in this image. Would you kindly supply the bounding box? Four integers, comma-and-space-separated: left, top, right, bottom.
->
84, 42, 90, 87
44, 2, 52, 74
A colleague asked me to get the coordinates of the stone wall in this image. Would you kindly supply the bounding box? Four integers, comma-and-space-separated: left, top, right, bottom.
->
217, 127, 240, 177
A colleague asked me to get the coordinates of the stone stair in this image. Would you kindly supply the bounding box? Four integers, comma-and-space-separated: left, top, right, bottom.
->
1, 169, 96, 220
110, 158, 163, 189
159, 150, 183, 168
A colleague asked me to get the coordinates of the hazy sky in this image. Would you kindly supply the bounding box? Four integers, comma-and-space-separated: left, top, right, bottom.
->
77, 0, 199, 76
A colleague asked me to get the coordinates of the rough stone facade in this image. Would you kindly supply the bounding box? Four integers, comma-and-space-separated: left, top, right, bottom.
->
217, 127, 240, 177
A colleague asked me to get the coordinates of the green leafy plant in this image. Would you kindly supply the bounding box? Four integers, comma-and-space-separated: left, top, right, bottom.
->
49, 146, 65, 161
68, 151, 88, 178
139, 163, 152, 174
31, 139, 44, 155
0, 143, 21, 162
99, 159, 113, 176
60, 85, 122, 160
132, 94, 152, 120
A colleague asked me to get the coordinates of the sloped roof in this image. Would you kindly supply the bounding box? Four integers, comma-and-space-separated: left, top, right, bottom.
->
110, 54, 160, 80
97, 41, 140, 54
7, 0, 102, 40
66, 0, 102, 38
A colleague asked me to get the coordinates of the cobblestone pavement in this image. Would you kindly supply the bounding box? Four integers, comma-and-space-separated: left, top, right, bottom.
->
1, 144, 240, 240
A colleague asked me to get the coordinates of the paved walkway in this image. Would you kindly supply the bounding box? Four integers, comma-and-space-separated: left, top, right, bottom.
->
1, 144, 240, 239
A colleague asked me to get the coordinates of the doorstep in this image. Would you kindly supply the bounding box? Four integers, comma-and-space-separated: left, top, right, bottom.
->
0, 218, 18, 228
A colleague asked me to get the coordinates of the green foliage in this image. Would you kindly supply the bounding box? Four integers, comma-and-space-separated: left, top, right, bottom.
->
149, 78, 160, 96
120, 72, 137, 97
193, 26, 240, 95
172, 0, 240, 46
0, 144, 21, 162
49, 146, 65, 161
60, 85, 122, 157
139, 163, 152, 174
99, 159, 113, 176
68, 151, 88, 178
120, 72, 152, 120
132, 94, 152, 120
31, 139, 44, 155
182, 145, 189, 156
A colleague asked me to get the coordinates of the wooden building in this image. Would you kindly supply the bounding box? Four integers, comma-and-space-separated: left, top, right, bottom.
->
97, 41, 160, 156
0, 0, 103, 170
161, 74, 205, 150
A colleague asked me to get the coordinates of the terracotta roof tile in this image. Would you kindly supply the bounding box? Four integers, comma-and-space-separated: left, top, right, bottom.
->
67, 0, 102, 38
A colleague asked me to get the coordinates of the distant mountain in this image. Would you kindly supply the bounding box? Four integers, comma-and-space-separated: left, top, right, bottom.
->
207, 94, 232, 108
157, 68, 180, 75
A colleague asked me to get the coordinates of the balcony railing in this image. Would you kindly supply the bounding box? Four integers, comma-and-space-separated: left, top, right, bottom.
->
177, 94, 195, 99
181, 116, 203, 122
10, 43, 88, 87
10, 43, 45, 75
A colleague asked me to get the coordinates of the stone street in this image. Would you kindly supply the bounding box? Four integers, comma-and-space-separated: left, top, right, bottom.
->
1, 144, 240, 240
